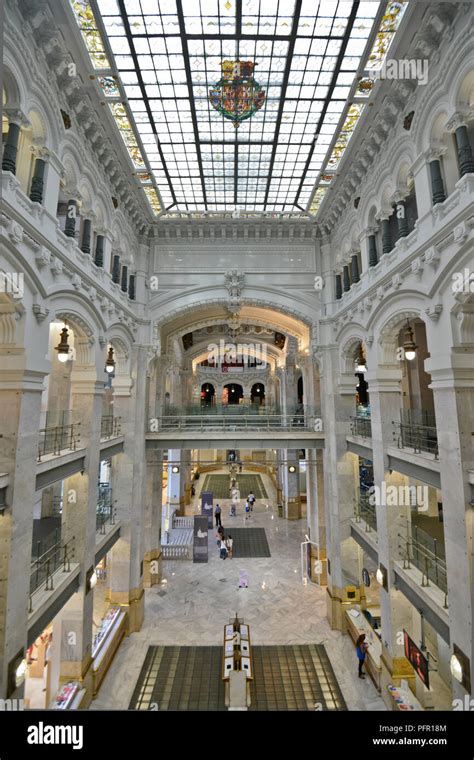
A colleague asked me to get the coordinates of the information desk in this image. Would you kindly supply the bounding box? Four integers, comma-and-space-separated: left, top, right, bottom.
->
92, 607, 127, 696
388, 683, 422, 711
345, 606, 382, 691
51, 681, 87, 710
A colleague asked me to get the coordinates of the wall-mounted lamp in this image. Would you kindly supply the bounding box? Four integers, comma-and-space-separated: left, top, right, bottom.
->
171, 465, 180, 474
288, 465, 297, 473
105, 346, 116, 374
55, 324, 70, 363
375, 563, 388, 590
450, 644, 471, 692
403, 321, 417, 361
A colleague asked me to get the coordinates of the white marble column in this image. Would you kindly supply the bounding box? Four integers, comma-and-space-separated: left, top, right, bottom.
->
107, 345, 148, 633
426, 348, 474, 700
0, 359, 48, 698
56, 353, 104, 706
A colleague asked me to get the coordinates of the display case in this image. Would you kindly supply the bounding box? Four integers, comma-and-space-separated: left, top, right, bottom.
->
388, 683, 422, 711
52, 681, 86, 710
92, 607, 127, 696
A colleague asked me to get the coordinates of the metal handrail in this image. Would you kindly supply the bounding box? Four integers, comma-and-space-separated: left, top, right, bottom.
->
96, 504, 116, 534
29, 536, 75, 608
353, 498, 377, 533
398, 526, 448, 602
37, 422, 81, 461
350, 416, 372, 438
32, 527, 60, 560
393, 420, 438, 458
100, 415, 122, 439
149, 412, 319, 432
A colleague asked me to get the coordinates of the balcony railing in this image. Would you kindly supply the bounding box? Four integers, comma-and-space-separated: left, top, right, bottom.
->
350, 416, 372, 438
37, 422, 81, 461
393, 421, 438, 458
353, 496, 377, 533
29, 536, 75, 609
100, 415, 122, 440
96, 484, 116, 534
96, 504, 116, 534
32, 527, 61, 560
398, 524, 448, 603
149, 409, 321, 433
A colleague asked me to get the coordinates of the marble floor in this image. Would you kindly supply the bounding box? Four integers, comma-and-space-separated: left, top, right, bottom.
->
93, 468, 385, 711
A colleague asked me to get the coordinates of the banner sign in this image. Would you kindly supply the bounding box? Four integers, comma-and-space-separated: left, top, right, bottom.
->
193, 515, 209, 563
201, 491, 213, 528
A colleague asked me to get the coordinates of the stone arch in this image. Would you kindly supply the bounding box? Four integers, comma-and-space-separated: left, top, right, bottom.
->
338, 330, 368, 375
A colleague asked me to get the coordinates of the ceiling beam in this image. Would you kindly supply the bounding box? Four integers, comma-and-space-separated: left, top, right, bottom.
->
294, 0, 360, 208
176, 0, 208, 210
262, 0, 303, 209
116, 0, 177, 207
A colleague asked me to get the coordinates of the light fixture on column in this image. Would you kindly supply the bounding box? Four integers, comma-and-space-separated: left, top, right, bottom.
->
375, 563, 388, 589
450, 654, 463, 683
403, 320, 417, 361
15, 658, 27, 688
105, 346, 116, 374
449, 644, 471, 691
55, 324, 70, 363
172, 465, 180, 474
355, 342, 367, 373
288, 465, 297, 473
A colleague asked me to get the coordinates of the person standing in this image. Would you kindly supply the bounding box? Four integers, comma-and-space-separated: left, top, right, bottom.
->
215, 503, 222, 527
220, 535, 228, 560
226, 534, 233, 559
248, 492, 255, 512
356, 633, 369, 678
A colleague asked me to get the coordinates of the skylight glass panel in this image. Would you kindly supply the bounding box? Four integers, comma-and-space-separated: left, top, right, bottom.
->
88, 1, 408, 212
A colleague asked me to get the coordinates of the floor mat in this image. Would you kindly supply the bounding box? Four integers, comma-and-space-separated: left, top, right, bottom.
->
227, 527, 271, 558
201, 474, 268, 499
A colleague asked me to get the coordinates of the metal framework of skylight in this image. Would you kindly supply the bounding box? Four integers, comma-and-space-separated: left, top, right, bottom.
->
92, 0, 394, 213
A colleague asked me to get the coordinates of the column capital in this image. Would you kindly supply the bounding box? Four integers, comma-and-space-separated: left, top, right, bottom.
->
4, 108, 30, 128
444, 110, 471, 133
425, 144, 447, 162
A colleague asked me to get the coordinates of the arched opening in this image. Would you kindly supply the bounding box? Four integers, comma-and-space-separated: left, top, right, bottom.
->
223, 383, 243, 406
250, 382, 265, 406
297, 375, 304, 405
200, 382, 215, 407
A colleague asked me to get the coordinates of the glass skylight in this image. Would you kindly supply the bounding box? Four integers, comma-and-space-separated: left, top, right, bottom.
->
73, 0, 408, 214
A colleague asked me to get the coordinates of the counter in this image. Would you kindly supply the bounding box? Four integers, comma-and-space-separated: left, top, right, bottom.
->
92, 607, 127, 696
346, 606, 382, 691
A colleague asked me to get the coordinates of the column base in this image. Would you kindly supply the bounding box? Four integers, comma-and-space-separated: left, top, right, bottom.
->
380, 645, 416, 710
286, 497, 301, 520
325, 585, 363, 630
143, 549, 162, 588
107, 586, 145, 634
310, 545, 328, 585
59, 653, 94, 709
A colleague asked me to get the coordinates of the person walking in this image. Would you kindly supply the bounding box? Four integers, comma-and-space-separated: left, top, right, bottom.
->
220, 535, 228, 560
215, 503, 222, 528
226, 534, 233, 559
356, 633, 369, 678
248, 492, 255, 512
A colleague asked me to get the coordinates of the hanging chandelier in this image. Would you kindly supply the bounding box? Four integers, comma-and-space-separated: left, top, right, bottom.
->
209, 60, 266, 129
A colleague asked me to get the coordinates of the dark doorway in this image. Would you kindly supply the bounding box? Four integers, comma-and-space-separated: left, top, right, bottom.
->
251, 382, 265, 406
201, 383, 215, 407
224, 383, 243, 405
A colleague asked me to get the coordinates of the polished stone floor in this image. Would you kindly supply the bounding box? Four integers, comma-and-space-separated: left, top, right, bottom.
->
93, 469, 385, 711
